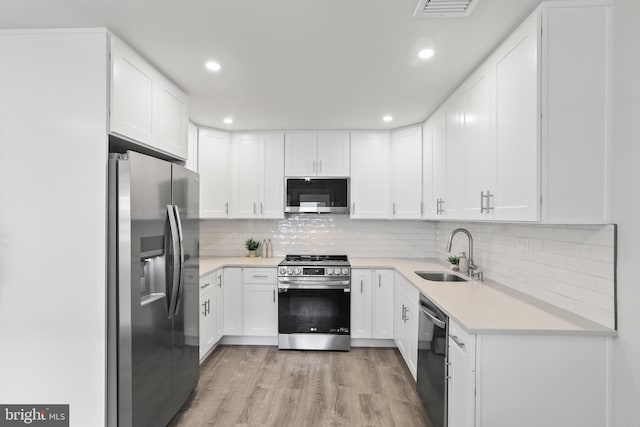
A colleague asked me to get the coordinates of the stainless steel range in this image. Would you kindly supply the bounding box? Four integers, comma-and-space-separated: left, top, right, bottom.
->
277, 255, 351, 351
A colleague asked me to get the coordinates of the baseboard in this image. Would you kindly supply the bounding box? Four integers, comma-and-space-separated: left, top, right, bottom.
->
351, 338, 397, 348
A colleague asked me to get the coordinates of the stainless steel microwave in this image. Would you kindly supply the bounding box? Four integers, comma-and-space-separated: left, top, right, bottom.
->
285, 178, 350, 214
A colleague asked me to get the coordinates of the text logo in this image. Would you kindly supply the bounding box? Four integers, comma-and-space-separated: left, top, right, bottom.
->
0, 405, 68, 427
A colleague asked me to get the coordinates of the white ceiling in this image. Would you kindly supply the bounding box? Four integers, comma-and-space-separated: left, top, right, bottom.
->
0, 0, 543, 131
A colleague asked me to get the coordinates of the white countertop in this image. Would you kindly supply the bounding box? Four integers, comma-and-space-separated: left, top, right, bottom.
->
199, 256, 615, 337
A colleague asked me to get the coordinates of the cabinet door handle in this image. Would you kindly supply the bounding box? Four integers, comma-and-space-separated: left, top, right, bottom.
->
487, 191, 494, 212
360, 279, 363, 293
225, 202, 229, 215
480, 191, 486, 213
393, 203, 397, 215
319, 160, 322, 173
253, 202, 257, 215
216, 275, 222, 287
260, 202, 263, 215
313, 160, 316, 173
421, 202, 424, 216
378, 274, 381, 288
352, 202, 355, 215
273, 289, 276, 303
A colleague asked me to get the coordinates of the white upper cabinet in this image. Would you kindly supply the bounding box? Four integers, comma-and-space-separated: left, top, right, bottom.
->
423, 109, 447, 219
231, 132, 284, 219
157, 78, 188, 159
463, 71, 494, 220
284, 132, 316, 176
260, 133, 286, 218
493, 14, 539, 221
444, 96, 465, 219
390, 126, 423, 219
109, 36, 188, 160
231, 133, 261, 218
539, 4, 610, 223
317, 132, 350, 176
350, 131, 390, 219
423, 2, 612, 224
110, 37, 155, 146
199, 128, 231, 218
285, 131, 350, 176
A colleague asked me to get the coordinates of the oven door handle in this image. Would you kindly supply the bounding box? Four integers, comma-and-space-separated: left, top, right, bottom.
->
420, 306, 447, 329
278, 278, 350, 287
278, 283, 350, 290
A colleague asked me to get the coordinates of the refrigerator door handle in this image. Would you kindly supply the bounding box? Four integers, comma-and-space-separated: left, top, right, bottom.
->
167, 205, 181, 319
172, 205, 185, 316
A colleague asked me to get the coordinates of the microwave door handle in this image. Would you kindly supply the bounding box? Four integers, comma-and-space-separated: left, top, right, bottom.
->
166, 205, 181, 319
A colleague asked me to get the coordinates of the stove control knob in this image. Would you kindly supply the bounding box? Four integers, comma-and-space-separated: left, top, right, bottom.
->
294, 267, 302, 275
327, 268, 334, 275
279, 267, 287, 275
287, 268, 293, 275
342, 268, 349, 275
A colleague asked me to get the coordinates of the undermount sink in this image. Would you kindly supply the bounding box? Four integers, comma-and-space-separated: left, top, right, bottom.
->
415, 271, 468, 282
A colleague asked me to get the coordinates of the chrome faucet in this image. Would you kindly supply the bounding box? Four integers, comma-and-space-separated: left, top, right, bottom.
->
446, 228, 478, 278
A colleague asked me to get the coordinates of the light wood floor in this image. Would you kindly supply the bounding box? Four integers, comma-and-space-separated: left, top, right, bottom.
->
169, 345, 431, 427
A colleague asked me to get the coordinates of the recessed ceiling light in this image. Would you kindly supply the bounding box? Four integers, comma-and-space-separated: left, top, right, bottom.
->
223, 117, 233, 124
205, 61, 221, 72
418, 48, 435, 60
383, 115, 393, 122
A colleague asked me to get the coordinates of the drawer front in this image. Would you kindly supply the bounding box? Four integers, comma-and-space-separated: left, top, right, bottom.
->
449, 319, 476, 369
200, 272, 215, 291
242, 268, 277, 284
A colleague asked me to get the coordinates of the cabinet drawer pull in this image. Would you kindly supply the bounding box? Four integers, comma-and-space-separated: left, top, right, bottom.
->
450, 335, 466, 349
252, 275, 269, 278
200, 282, 212, 289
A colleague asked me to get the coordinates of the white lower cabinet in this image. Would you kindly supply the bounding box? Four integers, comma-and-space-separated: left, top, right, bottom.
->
212, 269, 224, 342
199, 272, 216, 360
222, 267, 242, 335
447, 320, 476, 427
446, 319, 610, 427
242, 268, 278, 336
351, 269, 394, 339
199, 269, 225, 361
394, 272, 419, 380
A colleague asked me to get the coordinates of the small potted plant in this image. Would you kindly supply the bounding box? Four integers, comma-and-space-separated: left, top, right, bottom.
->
448, 256, 460, 271
245, 238, 261, 258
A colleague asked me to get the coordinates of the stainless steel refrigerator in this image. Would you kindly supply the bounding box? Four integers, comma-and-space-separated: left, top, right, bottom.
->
107, 151, 199, 427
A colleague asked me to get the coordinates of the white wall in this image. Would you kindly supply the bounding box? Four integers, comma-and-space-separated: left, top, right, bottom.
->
611, 0, 640, 424
201, 216, 437, 258
0, 30, 108, 426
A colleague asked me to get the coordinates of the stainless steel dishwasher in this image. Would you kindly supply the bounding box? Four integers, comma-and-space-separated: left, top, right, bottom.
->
417, 294, 448, 427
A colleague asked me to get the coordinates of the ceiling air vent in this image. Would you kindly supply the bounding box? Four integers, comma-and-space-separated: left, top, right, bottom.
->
413, 0, 481, 18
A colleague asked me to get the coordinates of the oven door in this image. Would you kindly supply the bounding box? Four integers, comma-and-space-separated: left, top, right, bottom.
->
278, 288, 350, 334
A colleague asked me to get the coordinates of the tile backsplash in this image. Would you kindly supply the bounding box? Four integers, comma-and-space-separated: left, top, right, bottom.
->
200, 215, 437, 259
435, 222, 616, 329
200, 216, 615, 328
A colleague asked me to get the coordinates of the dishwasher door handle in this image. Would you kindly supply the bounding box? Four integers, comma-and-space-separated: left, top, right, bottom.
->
420, 306, 446, 329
